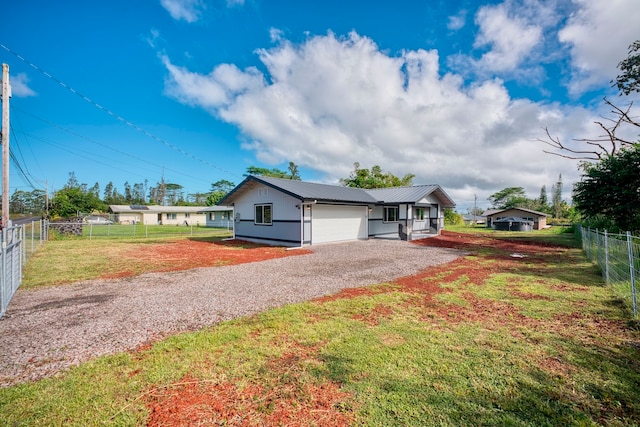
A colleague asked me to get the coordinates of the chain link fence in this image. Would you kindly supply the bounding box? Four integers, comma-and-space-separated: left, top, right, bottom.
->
0, 219, 48, 318
577, 226, 639, 318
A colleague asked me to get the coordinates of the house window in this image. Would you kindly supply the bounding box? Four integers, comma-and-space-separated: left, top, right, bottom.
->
185, 213, 190, 218
384, 206, 398, 222
209, 213, 215, 220
167, 213, 177, 220
415, 207, 425, 220
255, 204, 273, 225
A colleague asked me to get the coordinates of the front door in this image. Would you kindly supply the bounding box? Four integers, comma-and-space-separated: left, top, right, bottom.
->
413, 207, 427, 231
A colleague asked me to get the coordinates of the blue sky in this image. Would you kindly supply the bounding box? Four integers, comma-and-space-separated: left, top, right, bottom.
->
1, 0, 639, 212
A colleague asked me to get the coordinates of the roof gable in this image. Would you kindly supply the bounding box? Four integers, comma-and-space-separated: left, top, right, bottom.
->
366, 185, 456, 207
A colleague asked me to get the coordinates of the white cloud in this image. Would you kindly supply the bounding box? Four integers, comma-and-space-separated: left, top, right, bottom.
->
161, 30, 604, 205
558, 0, 640, 95
160, 0, 205, 23
447, 10, 467, 31
472, 2, 542, 73
10, 73, 36, 97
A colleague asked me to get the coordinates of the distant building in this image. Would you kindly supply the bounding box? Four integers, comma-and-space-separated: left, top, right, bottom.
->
483, 208, 548, 231
108, 205, 208, 226
197, 206, 234, 228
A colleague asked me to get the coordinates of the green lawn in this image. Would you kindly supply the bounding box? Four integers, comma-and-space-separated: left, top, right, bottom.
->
1, 229, 639, 426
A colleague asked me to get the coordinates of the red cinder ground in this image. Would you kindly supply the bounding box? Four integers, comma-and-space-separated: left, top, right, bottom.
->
143, 231, 582, 426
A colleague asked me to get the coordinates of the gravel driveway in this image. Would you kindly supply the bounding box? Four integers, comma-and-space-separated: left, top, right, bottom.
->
0, 239, 461, 387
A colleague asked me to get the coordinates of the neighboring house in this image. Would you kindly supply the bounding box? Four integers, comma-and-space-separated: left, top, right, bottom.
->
197, 206, 234, 228
483, 207, 548, 231
108, 205, 208, 226
462, 214, 486, 225
218, 175, 455, 247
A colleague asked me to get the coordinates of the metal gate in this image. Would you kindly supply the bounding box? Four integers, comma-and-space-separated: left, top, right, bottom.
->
0, 225, 23, 318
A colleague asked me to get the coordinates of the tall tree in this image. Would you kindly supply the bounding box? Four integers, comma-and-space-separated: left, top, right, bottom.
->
124, 181, 132, 203
573, 144, 640, 231
148, 177, 167, 205
538, 185, 549, 213
287, 162, 301, 180
64, 172, 79, 189
245, 162, 301, 180
104, 182, 114, 202
132, 183, 146, 204
551, 174, 564, 218
340, 163, 414, 189
613, 40, 640, 95
207, 179, 236, 206
164, 183, 184, 205
487, 187, 529, 209
88, 182, 100, 199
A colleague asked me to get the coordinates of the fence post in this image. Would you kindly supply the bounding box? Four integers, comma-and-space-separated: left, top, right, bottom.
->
1, 228, 6, 316
586, 227, 591, 260
627, 231, 637, 318
21, 225, 26, 264
596, 229, 601, 267
30, 220, 35, 256
604, 230, 610, 284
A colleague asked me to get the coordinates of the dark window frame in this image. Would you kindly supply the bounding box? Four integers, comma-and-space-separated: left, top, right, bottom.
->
383, 206, 399, 223
255, 204, 273, 225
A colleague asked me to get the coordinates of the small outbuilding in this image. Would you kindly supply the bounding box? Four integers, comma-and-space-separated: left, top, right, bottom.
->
484, 207, 548, 231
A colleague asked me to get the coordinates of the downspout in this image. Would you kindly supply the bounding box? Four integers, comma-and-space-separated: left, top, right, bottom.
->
299, 200, 317, 246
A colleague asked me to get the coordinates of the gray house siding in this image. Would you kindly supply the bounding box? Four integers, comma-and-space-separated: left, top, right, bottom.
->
232, 182, 302, 246
368, 205, 400, 237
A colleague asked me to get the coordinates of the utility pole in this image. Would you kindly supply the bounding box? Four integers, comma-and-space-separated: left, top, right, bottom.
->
473, 194, 478, 225
1, 63, 10, 229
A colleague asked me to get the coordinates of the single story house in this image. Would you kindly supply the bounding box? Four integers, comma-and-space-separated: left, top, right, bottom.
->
462, 214, 486, 226
108, 205, 208, 226
197, 206, 234, 228
483, 207, 548, 231
218, 175, 456, 246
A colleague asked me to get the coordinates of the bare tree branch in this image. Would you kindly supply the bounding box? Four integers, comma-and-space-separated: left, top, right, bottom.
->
538, 98, 638, 160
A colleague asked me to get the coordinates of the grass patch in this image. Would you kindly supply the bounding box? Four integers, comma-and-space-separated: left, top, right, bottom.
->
3, 229, 640, 425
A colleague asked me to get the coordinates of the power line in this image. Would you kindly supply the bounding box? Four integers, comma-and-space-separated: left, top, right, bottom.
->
0, 43, 240, 179
12, 106, 212, 187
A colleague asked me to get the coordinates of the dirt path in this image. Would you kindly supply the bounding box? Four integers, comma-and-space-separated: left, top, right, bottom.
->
0, 239, 461, 387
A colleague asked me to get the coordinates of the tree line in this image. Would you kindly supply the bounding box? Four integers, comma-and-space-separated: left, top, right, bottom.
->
486, 175, 572, 219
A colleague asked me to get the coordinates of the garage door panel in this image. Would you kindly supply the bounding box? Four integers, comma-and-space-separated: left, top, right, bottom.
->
312, 205, 367, 244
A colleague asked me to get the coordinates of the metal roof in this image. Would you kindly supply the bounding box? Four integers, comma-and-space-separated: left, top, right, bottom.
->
219, 176, 378, 205
109, 205, 208, 213
197, 206, 234, 213
218, 176, 456, 207
485, 207, 549, 217
365, 185, 456, 207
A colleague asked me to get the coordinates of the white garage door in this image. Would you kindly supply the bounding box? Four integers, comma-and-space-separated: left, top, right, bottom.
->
312, 205, 367, 244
